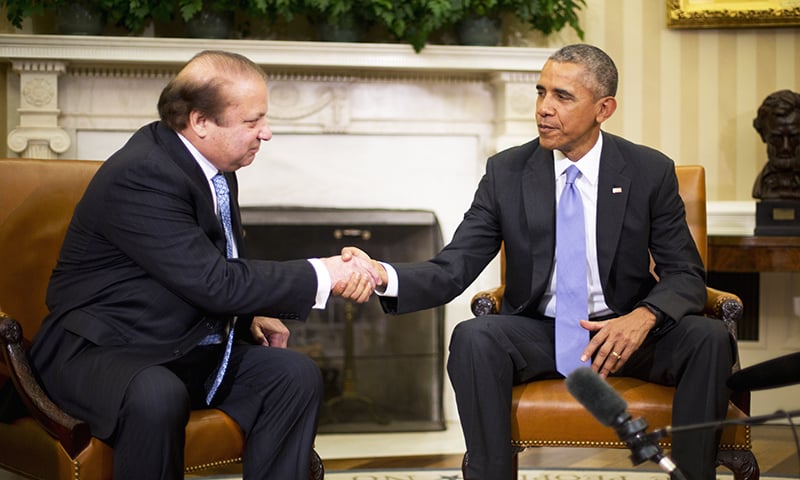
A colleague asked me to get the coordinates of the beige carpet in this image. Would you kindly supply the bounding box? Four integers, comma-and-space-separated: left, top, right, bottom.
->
326, 471, 671, 480
322, 471, 776, 480
198, 470, 785, 480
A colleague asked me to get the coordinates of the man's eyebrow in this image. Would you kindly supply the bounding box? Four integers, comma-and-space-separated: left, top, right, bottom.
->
553, 87, 574, 98
534, 85, 575, 99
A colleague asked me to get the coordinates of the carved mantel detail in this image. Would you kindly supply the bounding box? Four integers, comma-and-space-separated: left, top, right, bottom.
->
7, 60, 71, 159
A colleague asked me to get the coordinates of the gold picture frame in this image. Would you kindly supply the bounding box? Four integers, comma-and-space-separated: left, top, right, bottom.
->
667, 0, 800, 28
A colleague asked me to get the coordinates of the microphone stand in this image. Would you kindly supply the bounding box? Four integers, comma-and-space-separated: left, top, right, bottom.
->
636, 409, 800, 480
647, 408, 800, 441
613, 415, 688, 480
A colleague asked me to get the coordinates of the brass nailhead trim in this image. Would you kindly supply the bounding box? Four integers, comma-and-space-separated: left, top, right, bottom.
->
184, 457, 243, 473
512, 435, 751, 451
70, 455, 244, 477
512, 440, 632, 448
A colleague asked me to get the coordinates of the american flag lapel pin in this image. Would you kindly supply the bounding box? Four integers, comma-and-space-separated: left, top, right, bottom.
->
612, 187, 623, 194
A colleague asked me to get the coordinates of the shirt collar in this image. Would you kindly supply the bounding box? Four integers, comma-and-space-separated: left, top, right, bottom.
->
177, 132, 219, 181
553, 132, 603, 186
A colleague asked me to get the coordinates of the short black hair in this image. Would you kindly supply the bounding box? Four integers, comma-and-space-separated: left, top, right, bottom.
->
549, 44, 618, 99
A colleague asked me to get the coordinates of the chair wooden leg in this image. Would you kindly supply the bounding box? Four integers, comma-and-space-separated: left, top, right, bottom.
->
311, 449, 325, 480
716, 450, 760, 480
511, 446, 524, 480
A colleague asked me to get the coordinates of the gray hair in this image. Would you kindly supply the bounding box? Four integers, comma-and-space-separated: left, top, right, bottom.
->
549, 44, 618, 99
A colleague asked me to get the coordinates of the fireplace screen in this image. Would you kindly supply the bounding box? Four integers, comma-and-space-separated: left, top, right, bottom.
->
241, 207, 445, 433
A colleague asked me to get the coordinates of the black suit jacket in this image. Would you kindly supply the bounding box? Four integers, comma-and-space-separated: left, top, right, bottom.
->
30, 122, 318, 438
381, 132, 706, 324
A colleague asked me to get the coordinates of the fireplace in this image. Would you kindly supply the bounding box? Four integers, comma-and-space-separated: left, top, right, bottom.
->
241, 207, 445, 433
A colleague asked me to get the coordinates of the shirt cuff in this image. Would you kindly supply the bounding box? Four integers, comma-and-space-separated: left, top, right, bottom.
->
376, 261, 399, 297
307, 258, 330, 309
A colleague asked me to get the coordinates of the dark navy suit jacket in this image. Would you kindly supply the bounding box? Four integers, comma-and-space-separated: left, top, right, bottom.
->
380, 132, 706, 323
30, 121, 317, 438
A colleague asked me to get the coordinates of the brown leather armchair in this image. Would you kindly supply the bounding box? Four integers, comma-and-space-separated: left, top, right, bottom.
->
468, 165, 758, 479
0, 158, 324, 480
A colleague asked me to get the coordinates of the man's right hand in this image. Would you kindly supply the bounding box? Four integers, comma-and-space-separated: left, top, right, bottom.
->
320, 251, 382, 303
341, 246, 388, 286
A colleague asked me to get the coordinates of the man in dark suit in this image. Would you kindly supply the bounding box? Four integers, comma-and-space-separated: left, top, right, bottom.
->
355, 44, 734, 480
28, 50, 379, 480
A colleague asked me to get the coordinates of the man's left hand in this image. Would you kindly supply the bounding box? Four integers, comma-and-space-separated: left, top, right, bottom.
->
579, 306, 658, 377
250, 316, 290, 348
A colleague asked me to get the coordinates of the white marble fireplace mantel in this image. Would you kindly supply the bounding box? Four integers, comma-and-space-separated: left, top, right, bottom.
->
0, 33, 549, 72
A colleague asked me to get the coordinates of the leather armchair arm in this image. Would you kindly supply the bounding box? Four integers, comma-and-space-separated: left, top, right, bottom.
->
704, 286, 743, 338
471, 286, 505, 316
702, 287, 749, 413
0, 313, 90, 457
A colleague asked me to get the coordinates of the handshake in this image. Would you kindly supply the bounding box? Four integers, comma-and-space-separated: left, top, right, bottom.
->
320, 247, 388, 303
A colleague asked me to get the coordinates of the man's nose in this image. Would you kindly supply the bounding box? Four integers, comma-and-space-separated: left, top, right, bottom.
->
259, 123, 273, 142
537, 95, 554, 116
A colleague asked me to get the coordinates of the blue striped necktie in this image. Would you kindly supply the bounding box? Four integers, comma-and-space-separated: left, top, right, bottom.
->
555, 165, 590, 376
206, 172, 236, 405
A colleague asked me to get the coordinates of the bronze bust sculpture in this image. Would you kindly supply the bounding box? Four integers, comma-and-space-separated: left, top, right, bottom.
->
752, 89, 800, 200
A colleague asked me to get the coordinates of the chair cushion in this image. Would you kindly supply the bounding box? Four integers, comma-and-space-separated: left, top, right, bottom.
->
511, 377, 750, 450
184, 408, 244, 473
0, 409, 243, 480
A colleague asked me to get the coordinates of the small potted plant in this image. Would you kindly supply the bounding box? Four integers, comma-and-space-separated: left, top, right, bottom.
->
2, 0, 108, 34
1, 0, 175, 35
454, 0, 586, 46
176, 0, 258, 38
369, 0, 459, 52
2, 0, 257, 37
300, 0, 367, 42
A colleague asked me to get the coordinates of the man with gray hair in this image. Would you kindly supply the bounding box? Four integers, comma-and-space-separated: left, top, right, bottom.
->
27, 50, 380, 480
357, 44, 734, 480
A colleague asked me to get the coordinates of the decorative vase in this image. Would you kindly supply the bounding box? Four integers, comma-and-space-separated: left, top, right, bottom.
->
317, 14, 362, 42
456, 15, 501, 46
56, 2, 106, 35
185, 10, 235, 39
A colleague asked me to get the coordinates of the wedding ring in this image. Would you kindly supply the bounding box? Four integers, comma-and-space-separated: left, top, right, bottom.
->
611, 351, 621, 359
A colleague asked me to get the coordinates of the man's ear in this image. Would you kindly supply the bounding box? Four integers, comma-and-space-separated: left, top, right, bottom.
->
188, 110, 209, 138
596, 96, 617, 123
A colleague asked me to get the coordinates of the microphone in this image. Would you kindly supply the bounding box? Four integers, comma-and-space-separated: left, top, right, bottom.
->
565, 367, 686, 480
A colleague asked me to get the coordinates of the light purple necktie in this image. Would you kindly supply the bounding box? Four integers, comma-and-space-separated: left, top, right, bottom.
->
206, 173, 236, 405
555, 165, 590, 376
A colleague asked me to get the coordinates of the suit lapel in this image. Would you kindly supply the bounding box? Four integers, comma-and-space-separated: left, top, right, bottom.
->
154, 122, 241, 255
522, 146, 557, 303
596, 134, 631, 287
155, 122, 212, 202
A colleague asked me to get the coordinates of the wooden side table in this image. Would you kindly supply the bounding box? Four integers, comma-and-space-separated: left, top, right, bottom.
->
708, 235, 800, 273
707, 235, 800, 341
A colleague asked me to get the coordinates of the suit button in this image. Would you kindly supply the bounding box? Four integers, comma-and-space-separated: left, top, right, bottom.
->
206, 321, 215, 330
173, 349, 181, 356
